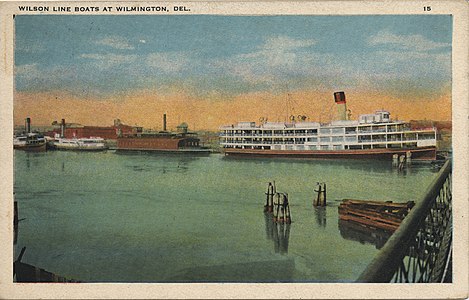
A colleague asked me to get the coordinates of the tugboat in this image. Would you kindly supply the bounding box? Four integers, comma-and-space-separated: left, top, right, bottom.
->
13, 118, 46, 152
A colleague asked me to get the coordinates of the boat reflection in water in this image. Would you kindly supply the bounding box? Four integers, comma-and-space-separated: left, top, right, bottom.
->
115, 151, 202, 175
264, 212, 291, 255
338, 219, 392, 250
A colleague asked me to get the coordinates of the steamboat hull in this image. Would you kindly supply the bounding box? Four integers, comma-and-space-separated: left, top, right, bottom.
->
116, 148, 212, 154
222, 146, 436, 161
117, 137, 211, 154
14, 143, 47, 152
51, 146, 107, 151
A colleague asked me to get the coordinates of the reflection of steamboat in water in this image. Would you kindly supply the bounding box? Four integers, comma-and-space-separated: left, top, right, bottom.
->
220, 92, 437, 160
117, 114, 211, 154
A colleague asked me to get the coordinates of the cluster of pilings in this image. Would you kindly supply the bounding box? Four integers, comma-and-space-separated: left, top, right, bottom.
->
264, 181, 329, 224
393, 152, 412, 170
264, 182, 292, 224
273, 192, 292, 224
313, 182, 327, 207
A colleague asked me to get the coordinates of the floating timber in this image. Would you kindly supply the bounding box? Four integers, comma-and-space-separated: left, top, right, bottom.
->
338, 199, 415, 232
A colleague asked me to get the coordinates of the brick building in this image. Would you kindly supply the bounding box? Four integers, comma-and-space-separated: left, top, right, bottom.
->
45, 119, 134, 140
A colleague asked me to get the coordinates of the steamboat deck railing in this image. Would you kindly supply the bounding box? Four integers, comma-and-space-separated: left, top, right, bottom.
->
357, 159, 452, 283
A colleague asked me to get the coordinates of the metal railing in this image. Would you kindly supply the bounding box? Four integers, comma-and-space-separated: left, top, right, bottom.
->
357, 159, 452, 283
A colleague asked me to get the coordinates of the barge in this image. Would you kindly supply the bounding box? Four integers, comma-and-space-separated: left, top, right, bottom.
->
117, 114, 211, 154
220, 92, 437, 160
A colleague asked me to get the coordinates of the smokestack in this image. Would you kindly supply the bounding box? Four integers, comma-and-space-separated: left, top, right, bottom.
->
25, 117, 31, 133
163, 113, 167, 131
334, 91, 347, 121
61, 119, 65, 138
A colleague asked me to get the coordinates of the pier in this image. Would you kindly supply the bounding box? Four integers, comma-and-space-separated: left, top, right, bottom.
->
357, 159, 452, 283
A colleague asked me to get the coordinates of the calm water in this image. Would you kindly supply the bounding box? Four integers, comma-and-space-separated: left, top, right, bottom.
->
13, 150, 438, 282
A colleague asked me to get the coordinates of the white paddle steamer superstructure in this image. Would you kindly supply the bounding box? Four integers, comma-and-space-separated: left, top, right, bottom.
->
220, 92, 437, 160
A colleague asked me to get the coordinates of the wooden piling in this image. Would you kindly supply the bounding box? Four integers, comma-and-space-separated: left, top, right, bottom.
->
278, 194, 285, 223
14, 201, 18, 227
273, 193, 281, 222
264, 182, 275, 212
313, 182, 327, 207
398, 155, 406, 170
323, 183, 327, 206
406, 151, 412, 164
14, 201, 18, 245
392, 154, 399, 167
264, 182, 272, 212
284, 193, 291, 224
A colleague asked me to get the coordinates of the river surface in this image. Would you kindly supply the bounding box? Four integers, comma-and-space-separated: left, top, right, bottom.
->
13, 150, 438, 282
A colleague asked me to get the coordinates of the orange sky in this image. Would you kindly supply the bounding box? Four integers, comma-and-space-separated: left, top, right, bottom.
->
14, 89, 451, 131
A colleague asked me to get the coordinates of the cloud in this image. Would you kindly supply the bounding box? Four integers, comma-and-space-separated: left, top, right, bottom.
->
368, 30, 450, 52
249, 36, 317, 68
260, 36, 316, 51
80, 53, 138, 69
95, 36, 135, 50
15, 63, 41, 78
146, 52, 190, 73
212, 35, 318, 81
15, 32, 451, 100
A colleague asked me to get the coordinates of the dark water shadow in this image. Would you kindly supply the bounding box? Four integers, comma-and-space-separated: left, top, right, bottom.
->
164, 258, 295, 282
221, 155, 429, 174
338, 219, 392, 250
114, 151, 201, 173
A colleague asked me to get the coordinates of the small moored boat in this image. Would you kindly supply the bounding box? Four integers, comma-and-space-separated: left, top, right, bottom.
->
13, 117, 46, 152
13, 133, 47, 152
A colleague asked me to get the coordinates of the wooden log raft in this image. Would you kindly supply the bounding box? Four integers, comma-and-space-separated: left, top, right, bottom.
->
338, 199, 414, 232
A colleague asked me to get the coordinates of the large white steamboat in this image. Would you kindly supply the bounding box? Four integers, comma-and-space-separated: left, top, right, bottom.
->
220, 92, 437, 160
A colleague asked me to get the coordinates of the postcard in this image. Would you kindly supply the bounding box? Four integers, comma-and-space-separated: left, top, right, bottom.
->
0, 0, 468, 299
